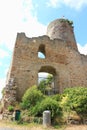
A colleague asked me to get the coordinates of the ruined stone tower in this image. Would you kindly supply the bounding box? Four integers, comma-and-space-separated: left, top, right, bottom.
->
3, 18, 87, 105
47, 19, 77, 50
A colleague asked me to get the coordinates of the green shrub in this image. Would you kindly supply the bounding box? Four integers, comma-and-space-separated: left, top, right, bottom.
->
61, 87, 87, 114
51, 94, 61, 102
21, 85, 45, 109
8, 105, 14, 112
21, 85, 62, 123
38, 80, 46, 94
30, 97, 62, 119
60, 18, 73, 27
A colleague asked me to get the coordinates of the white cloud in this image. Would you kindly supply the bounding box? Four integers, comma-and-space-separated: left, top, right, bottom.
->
63, 0, 87, 10
0, 49, 9, 58
38, 72, 49, 78
77, 43, 87, 55
38, 72, 49, 82
0, 0, 46, 51
46, 0, 87, 10
46, 0, 60, 8
0, 0, 46, 98
17, 0, 47, 38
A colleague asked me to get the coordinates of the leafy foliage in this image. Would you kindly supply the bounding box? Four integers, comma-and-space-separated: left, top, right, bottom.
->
38, 74, 53, 94
8, 105, 14, 112
21, 85, 87, 124
21, 85, 44, 109
38, 80, 46, 94
30, 97, 62, 119
61, 87, 87, 114
51, 94, 61, 102
60, 18, 73, 27
21, 85, 62, 122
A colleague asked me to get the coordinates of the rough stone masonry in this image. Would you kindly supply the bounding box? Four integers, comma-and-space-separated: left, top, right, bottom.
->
2, 18, 87, 106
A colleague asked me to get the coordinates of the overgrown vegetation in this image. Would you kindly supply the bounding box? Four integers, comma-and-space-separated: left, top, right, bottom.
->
38, 74, 53, 94
21, 85, 44, 109
61, 87, 87, 115
8, 105, 14, 112
59, 18, 73, 27
20, 85, 62, 124
20, 76, 87, 125
30, 97, 62, 118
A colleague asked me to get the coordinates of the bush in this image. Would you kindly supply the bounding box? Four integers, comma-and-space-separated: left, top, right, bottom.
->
38, 80, 46, 94
60, 18, 73, 27
20, 86, 87, 124
21, 85, 45, 109
8, 105, 14, 112
21, 85, 63, 123
51, 94, 61, 102
61, 87, 87, 114
30, 97, 62, 119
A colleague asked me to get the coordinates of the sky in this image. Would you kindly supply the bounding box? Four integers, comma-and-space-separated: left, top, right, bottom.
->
0, 0, 87, 98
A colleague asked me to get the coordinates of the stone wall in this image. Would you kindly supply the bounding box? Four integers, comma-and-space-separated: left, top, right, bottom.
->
46, 19, 78, 50
3, 18, 87, 102
2, 78, 17, 109
5, 34, 87, 101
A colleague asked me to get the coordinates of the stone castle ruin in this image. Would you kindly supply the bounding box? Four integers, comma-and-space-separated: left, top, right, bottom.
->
2, 18, 87, 109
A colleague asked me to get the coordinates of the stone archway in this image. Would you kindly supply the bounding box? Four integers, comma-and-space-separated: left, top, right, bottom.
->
39, 66, 56, 75
38, 66, 59, 94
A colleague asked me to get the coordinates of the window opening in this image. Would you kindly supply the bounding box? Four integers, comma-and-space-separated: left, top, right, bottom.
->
38, 44, 46, 59
38, 52, 45, 59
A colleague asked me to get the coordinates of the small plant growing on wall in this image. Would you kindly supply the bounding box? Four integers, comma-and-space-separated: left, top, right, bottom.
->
8, 105, 14, 112
60, 18, 73, 27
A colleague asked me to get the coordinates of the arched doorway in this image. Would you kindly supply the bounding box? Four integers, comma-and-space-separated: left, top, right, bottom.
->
38, 66, 58, 95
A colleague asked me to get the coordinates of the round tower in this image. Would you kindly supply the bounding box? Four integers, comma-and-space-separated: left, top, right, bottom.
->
47, 18, 78, 50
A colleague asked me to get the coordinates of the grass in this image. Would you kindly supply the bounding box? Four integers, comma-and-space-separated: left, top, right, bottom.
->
0, 120, 66, 130
0, 120, 87, 130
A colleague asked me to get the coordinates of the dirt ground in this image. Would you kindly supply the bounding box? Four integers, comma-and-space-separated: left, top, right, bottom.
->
0, 117, 87, 130
64, 125, 87, 130
0, 126, 87, 130
0, 121, 87, 130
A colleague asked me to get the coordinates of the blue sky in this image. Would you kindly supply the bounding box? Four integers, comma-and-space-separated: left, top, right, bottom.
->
0, 0, 87, 98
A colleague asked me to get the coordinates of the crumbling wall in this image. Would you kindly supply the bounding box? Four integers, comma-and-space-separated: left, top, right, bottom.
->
4, 33, 87, 101
3, 18, 87, 102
